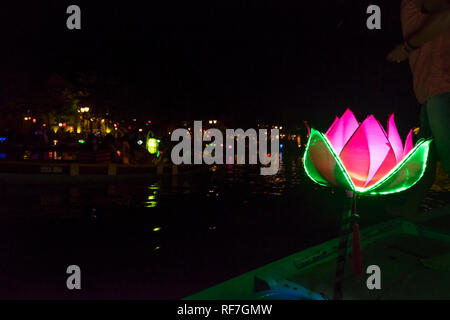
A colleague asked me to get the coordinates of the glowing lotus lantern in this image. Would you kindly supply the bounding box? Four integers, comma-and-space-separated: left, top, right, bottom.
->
303, 109, 432, 299
303, 109, 431, 195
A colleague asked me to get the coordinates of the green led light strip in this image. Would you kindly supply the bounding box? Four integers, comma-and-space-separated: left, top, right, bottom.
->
367, 139, 431, 195
302, 129, 331, 188
317, 130, 356, 191
360, 138, 431, 194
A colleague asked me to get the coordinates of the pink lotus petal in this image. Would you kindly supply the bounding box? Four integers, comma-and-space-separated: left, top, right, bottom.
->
365, 148, 396, 188
403, 129, 413, 158
326, 109, 359, 155
325, 116, 339, 135
340, 116, 393, 187
387, 114, 404, 163
339, 122, 370, 188
362, 116, 395, 187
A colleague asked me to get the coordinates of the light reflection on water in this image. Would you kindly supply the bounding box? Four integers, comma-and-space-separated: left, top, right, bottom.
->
145, 183, 160, 208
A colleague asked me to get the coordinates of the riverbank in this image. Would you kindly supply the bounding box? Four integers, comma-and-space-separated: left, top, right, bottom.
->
0, 160, 210, 184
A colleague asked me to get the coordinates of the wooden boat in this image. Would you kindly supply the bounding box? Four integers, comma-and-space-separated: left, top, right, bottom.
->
185, 211, 450, 300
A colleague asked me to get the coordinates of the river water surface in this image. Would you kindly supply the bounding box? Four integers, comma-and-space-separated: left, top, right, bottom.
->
0, 146, 447, 299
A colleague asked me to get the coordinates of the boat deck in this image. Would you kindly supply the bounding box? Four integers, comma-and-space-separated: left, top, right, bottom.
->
290, 232, 450, 299
186, 211, 450, 300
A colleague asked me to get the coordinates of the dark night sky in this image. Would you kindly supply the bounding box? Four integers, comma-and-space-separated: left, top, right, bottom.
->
1, 0, 420, 133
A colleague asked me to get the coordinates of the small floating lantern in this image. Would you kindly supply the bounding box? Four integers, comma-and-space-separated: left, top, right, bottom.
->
145, 130, 160, 157
147, 138, 159, 155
